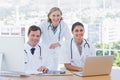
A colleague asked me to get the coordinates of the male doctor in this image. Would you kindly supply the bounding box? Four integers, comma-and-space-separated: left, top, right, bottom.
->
24, 25, 52, 73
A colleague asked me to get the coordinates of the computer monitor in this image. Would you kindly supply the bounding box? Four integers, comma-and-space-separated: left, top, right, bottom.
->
0, 37, 25, 72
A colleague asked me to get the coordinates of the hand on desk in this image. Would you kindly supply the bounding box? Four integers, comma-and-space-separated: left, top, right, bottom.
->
65, 63, 83, 72
78, 67, 83, 72
37, 66, 48, 73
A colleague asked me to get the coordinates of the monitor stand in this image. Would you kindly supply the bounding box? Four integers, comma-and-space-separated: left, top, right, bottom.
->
0, 53, 3, 71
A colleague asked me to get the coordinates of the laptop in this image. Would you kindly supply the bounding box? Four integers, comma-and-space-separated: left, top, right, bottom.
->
73, 56, 114, 77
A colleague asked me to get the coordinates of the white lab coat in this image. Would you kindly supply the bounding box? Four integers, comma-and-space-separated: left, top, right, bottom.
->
24, 43, 53, 73
39, 20, 72, 45
38, 20, 72, 70
61, 38, 96, 67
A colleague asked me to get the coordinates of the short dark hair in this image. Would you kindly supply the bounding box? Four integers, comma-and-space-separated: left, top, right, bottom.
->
28, 25, 41, 35
71, 22, 84, 31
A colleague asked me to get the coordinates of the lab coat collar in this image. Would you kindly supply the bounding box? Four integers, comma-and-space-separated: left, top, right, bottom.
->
25, 43, 39, 50
72, 38, 84, 47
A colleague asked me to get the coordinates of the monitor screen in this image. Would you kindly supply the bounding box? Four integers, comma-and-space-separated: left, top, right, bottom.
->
0, 37, 25, 72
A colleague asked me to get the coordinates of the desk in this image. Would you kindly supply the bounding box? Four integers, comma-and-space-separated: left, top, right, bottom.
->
1, 67, 120, 80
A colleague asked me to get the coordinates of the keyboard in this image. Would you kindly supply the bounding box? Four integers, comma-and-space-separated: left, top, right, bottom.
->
0, 77, 17, 80
0, 71, 30, 76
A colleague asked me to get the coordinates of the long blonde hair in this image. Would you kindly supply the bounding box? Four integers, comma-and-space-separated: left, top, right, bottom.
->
47, 7, 63, 22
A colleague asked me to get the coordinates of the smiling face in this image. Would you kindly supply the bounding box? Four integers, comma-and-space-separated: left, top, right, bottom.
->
48, 7, 62, 27
71, 22, 85, 43
27, 25, 41, 47
49, 10, 62, 27
28, 30, 40, 47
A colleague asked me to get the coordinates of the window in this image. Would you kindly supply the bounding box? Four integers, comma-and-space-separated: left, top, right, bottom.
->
0, 0, 120, 66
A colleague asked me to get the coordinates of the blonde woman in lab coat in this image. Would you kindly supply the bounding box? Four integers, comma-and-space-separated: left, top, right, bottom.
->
39, 7, 72, 70
24, 25, 52, 73
62, 22, 96, 72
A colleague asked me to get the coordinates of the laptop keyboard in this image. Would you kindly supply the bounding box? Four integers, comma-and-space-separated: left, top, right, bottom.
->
0, 77, 17, 80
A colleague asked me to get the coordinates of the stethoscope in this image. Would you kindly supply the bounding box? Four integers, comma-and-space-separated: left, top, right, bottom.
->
47, 22, 61, 41
24, 45, 42, 64
70, 38, 90, 60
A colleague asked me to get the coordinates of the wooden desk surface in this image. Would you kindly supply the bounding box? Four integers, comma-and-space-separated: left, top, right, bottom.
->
0, 67, 120, 80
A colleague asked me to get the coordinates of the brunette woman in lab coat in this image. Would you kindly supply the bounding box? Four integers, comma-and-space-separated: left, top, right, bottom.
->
62, 22, 96, 72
